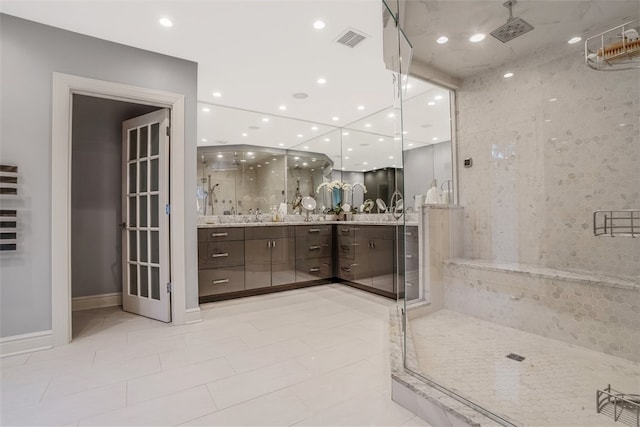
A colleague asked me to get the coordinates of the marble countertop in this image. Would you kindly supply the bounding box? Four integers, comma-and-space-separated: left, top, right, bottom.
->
198, 213, 418, 229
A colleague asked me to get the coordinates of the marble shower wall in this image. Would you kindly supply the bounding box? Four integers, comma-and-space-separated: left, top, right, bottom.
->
457, 43, 640, 278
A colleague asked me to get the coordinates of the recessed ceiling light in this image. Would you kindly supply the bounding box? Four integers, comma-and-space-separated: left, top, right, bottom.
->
342, 131, 349, 136
332, 116, 339, 121
302, 162, 308, 166
212, 91, 222, 98
262, 117, 270, 122
549, 98, 558, 102
434, 95, 444, 100
408, 143, 414, 147
294, 157, 300, 160
159, 17, 173, 27
503, 72, 514, 78
201, 138, 207, 142
344, 156, 350, 160
311, 126, 318, 131
257, 164, 261, 168
469, 33, 486, 43
394, 137, 401, 141
297, 134, 303, 138
324, 138, 330, 142
279, 105, 287, 111
388, 156, 394, 159
568, 36, 582, 44
265, 161, 270, 165
364, 123, 372, 128
311, 158, 316, 162
241, 133, 248, 137
202, 107, 210, 112
247, 152, 254, 155
363, 162, 368, 165
545, 119, 551, 122
278, 143, 285, 146
388, 113, 395, 118
428, 101, 435, 106
618, 123, 627, 127
378, 138, 384, 142
303, 146, 309, 149
217, 154, 223, 158
403, 131, 408, 135
347, 148, 353, 152
432, 137, 439, 141
317, 77, 327, 85
436, 36, 449, 44
313, 20, 326, 30
357, 105, 365, 110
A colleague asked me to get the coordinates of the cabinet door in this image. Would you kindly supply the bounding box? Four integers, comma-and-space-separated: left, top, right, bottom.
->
271, 237, 296, 286
371, 238, 395, 293
245, 239, 272, 289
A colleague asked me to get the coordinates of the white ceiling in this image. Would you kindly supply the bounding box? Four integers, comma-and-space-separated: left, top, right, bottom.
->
2, 0, 635, 172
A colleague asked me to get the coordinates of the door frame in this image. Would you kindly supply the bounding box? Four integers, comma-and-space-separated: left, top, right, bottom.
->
51, 73, 188, 347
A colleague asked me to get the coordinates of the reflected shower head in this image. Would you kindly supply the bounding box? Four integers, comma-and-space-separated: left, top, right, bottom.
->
490, 0, 534, 43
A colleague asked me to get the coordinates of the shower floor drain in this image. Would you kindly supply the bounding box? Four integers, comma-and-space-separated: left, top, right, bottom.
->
506, 353, 526, 362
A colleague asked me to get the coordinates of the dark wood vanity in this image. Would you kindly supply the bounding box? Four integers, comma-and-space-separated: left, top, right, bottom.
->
197, 223, 408, 303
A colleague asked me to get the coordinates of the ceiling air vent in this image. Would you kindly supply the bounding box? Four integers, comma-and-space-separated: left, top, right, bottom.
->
336, 28, 369, 48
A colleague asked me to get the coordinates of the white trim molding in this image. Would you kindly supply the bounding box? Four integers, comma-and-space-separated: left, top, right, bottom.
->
72, 293, 122, 311
52, 73, 188, 348
0, 330, 53, 358
184, 307, 202, 324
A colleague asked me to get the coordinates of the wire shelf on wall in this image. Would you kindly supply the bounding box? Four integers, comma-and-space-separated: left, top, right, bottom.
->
597, 385, 640, 426
593, 210, 639, 237
585, 19, 640, 71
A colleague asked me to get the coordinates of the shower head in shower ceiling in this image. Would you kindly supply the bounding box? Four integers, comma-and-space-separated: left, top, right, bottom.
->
490, 0, 534, 43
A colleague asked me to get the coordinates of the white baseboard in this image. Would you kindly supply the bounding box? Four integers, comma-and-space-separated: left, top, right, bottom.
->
72, 292, 122, 311
184, 307, 202, 324
0, 330, 53, 358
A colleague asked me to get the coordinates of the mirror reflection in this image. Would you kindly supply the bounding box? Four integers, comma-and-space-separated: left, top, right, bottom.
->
197, 75, 454, 218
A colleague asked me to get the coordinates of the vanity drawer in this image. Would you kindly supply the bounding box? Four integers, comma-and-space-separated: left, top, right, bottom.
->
295, 225, 332, 237
198, 266, 245, 296
296, 236, 332, 259
337, 236, 367, 260
336, 225, 358, 238
245, 226, 294, 240
296, 257, 333, 282
198, 227, 244, 242
199, 240, 245, 268
337, 257, 369, 282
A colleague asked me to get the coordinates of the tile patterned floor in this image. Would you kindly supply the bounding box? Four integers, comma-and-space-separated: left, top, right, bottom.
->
1, 284, 431, 426
410, 309, 640, 427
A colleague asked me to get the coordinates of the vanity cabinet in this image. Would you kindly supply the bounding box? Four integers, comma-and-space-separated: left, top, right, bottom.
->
197, 227, 245, 297
398, 226, 419, 301
245, 226, 296, 289
295, 225, 333, 282
337, 225, 396, 295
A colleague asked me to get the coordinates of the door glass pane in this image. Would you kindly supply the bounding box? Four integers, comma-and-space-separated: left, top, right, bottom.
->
151, 267, 160, 300
140, 230, 148, 262
140, 195, 148, 227
129, 263, 138, 295
128, 196, 137, 227
150, 195, 159, 228
140, 161, 148, 192
140, 265, 149, 298
129, 163, 137, 194
151, 123, 159, 156
151, 231, 159, 264
128, 129, 137, 160
129, 231, 137, 262
150, 159, 159, 191
139, 126, 148, 158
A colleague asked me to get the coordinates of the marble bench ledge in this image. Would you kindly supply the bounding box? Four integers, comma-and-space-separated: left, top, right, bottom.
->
444, 258, 639, 291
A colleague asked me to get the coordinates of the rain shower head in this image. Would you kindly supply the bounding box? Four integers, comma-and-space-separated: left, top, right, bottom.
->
490, 0, 534, 43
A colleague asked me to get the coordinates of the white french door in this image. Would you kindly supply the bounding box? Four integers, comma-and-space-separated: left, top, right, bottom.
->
122, 109, 171, 322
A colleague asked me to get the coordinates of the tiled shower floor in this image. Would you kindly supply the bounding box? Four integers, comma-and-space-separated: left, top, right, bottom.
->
410, 309, 640, 427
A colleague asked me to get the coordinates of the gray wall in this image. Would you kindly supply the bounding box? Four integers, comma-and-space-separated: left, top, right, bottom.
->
403, 142, 452, 208
71, 95, 159, 298
0, 14, 199, 338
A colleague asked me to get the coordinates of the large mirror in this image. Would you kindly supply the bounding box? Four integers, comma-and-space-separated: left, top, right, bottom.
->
197, 74, 454, 217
